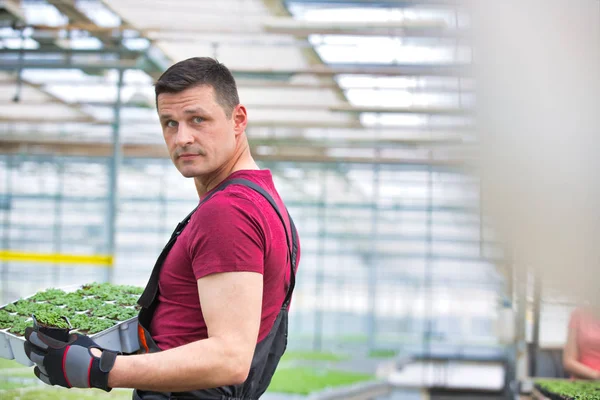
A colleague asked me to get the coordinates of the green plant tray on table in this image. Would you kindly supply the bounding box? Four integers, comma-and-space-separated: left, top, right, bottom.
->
535, 379, 600, 400
0, 283, 144, 366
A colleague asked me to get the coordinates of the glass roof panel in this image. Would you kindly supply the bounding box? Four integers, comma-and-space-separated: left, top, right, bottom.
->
288, 0, 472, 132
21, 2, 67, 26
74, 0, 122, 27
1, 37, 39, 49
314, 39, 469, 65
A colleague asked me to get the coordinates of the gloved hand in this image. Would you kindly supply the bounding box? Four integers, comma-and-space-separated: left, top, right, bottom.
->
24, 326, 119, 392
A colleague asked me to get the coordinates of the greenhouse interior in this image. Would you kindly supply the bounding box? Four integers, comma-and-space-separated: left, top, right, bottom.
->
0, 0, 599, 399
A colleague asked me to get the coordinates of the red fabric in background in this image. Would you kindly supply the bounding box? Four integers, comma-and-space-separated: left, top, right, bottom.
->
569, 308, 600, 371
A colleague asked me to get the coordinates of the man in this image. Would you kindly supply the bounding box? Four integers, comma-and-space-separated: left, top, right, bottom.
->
23, 57, 301, 400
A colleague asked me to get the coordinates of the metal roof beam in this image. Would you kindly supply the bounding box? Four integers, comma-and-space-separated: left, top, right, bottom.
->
261, 16, 467, 38
0, 48, 145, 57
282, 0, 462, 8
228, 64, 470, 78
146, 32, 466, 43
0, 77, 474, 94
0, 0, 25, 24
0, 60, 469, 77
0, 59, 138, 71
46, 0, 121, 47
0, 134, 465, 148
0, 137, 466, 166
3, 77, 98, 121
0, 126, 472, 139
0, 116, 472, 130
0, 116, 97, 124
264, 17, 448, 30
262, 26, 466, 38
330, 104, 470, 115
0, 100, 471, 114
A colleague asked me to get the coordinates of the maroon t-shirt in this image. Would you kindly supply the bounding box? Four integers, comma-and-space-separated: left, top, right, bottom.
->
149, 169, 300, 350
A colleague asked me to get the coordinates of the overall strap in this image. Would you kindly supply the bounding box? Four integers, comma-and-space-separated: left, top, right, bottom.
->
220, 178, 298, 308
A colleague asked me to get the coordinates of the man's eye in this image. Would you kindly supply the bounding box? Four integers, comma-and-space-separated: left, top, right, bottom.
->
192, 117, 203, 124
166, 120, 177, 128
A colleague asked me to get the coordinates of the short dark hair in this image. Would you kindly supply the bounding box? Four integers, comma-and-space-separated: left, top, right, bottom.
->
154, 57, 239, 117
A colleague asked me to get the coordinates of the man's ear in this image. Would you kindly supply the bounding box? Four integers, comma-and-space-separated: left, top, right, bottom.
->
232, 104, 248, 136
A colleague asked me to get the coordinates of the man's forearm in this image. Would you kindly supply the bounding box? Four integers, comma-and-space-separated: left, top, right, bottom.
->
108, 337, 250, 392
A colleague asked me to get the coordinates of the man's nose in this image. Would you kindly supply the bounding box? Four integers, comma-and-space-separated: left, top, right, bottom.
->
175, 123, 194, 147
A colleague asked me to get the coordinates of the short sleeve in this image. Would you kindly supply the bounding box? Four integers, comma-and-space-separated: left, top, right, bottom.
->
188, 193, 266, 280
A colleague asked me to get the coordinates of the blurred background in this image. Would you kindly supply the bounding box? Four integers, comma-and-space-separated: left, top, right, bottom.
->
0, 0, 598, 399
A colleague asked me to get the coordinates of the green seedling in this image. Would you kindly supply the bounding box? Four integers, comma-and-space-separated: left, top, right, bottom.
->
8, 317, 31, 336
34, 310, 69, 329
0, 311, 15, 329
537, 379, 600, 399
63, 297, 103, 312
47, 292, 81, 306
113, 294, 140, 307
30, 288, 67, 303
116, 285, 144, 295
4, 300, 32, 315
87, 319, 116, 334
67, 314, 115, 334
90, 304, 137, 320
5, 300, 60, 317
77, 282, 143, 300
69, 314, 92, 330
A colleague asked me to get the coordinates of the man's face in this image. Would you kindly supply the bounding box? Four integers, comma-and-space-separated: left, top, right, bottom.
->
157, 85, 238, 179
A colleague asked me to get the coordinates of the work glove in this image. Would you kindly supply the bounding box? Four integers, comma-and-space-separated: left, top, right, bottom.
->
24, 326, 119, 392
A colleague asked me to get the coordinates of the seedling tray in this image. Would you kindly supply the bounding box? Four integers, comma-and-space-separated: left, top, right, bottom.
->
535, 380, 600, 400
0, 283, 143, 366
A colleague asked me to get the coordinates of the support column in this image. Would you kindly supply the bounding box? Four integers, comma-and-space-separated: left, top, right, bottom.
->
106, 68, 125, 283
367, 161, 380, 353
1, 155, 13, 303
514, 261, 529, 390
530, 268, 542, 377
424, 165, 434, 358
52, 159, 64, 286
314, 167, 327, 352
